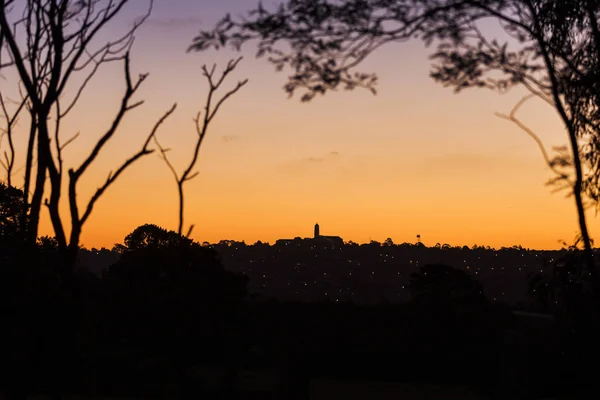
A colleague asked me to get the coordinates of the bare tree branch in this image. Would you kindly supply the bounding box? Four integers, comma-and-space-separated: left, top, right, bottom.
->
0, 91, 27, 186
77, 103, 177, 230
0, 0, 156, 248
495, 94, 574, 187
66, 50, 177, 251
70, 53, 146, 182
154, 57, 247, 236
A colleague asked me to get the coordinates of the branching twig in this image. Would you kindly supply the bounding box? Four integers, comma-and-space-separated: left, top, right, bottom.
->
79, 103, 177, 228
67, 50, 177, 249
0, 92, 27, 186
0, 0, 156, 249
154, 57, 247, 236
70, 53, 146, 183
496, 94, 574, 187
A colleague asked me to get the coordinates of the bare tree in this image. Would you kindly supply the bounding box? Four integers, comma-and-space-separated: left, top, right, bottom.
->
0, 0, 177, 268
154, 57, 248, 237
0, 93, 27, 187
190, 0, 600, 275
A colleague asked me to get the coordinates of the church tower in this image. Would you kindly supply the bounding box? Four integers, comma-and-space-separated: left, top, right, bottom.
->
314, 223, 320, 238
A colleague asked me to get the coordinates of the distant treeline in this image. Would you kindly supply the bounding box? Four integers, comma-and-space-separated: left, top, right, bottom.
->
75, 235, 575, 309
0, 223, 595, 398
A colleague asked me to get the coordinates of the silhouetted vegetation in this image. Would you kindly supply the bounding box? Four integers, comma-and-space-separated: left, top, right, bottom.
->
0, 213, 250, 398
190, 7, 600, 393
192, 0, 600, 282
1, 217, 590, 398
0, 0, 178, 277
154, 59, 248, 237
3, 1, 600, 399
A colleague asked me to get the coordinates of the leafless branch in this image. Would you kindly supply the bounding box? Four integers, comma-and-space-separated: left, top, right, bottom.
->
0, 91, 27, 186
70, 53, 145, 183
153, 136, 179, 182
78, 103, 177, 228
66, 47, 176, 250
54, 97, 63, 176
155, 57, 247, 236
0, 0, 156, 247
60, 132, 80, 151
495, 94, 574, 187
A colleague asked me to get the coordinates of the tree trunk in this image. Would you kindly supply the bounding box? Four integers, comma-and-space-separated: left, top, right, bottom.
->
26, 126, 47, 245
569, 129, 596, 290
20, 113, 37, 236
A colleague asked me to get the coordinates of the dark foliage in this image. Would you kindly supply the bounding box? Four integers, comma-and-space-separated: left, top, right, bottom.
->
408, 263, 488, 312
0, 194, 588, 398
0, 219, 249, 397
190, 0, 413, 101
98, 224, 248, 392
528, 249, 600, 394
0, 182, 27, 242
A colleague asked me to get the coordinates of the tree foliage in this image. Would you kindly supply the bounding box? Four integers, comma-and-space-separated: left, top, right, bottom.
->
104, 224, 249, 369
0, 182, 26, 238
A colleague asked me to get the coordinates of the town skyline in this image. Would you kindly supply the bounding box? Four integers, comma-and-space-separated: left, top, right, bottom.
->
86, 221, 575, 252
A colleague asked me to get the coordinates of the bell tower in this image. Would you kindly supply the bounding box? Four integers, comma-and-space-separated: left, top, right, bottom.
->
314, 223, 320, 238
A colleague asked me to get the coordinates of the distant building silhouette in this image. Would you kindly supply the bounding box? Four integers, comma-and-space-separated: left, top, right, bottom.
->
313, 222, 343, 247
275, 223, 343, 248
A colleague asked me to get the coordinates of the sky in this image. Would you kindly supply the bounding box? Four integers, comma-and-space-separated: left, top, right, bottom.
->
2, 0, 597, 250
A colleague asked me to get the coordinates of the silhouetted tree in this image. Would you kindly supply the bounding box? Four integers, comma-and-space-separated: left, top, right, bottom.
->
0, 182, 26, 241
190, 0, 600, 278
103, 224, 249, 387
0, 0, 176, 267
1, 2, 181, 398
0, 93, 27, 187
0, 183, 28, 313
154, 58, 247, 237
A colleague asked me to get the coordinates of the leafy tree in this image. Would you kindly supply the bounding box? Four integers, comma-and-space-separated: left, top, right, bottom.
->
120, 223, 193, 250
190, 0, 600, 278
104, 224, 249, 374
0, 182, 27, 240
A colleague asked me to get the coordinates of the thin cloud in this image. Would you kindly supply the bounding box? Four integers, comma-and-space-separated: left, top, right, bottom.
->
221, 135, 240, 143
303, 151, 340, 163
279, 151, 344, 176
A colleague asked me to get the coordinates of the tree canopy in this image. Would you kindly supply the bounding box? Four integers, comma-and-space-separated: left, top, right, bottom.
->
0, 183, 26, 238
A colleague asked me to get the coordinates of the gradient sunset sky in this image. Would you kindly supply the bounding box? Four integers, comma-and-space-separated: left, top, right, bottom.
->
5, 0, 597, 250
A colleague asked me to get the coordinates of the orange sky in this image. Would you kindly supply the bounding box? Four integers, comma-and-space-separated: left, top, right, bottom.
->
2, 0, 596, 250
